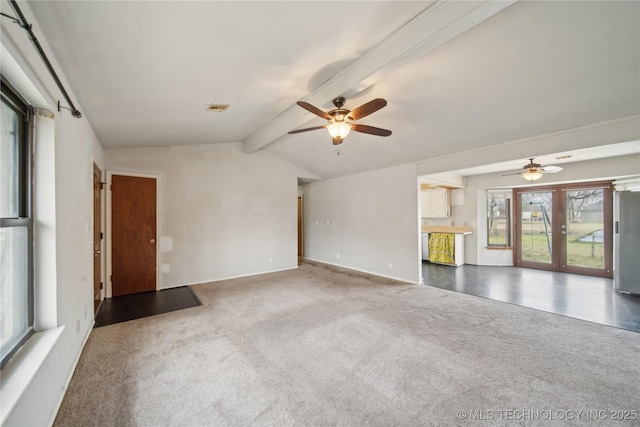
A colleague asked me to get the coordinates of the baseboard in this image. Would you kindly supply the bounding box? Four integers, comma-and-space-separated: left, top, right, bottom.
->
47, 320, 94, 427
166, 266, 300, 289
303, 257, 418, 285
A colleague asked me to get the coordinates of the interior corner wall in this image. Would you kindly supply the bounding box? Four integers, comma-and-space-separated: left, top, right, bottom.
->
303, 162, 420, 284
105, 143, 305, 288
1, 1, 106, 424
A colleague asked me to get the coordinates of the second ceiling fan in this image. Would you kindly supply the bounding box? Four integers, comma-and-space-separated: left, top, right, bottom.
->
289, 97, 392, 145
503, 158, 563, 182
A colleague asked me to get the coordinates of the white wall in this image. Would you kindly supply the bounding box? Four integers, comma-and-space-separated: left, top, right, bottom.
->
106, 143, 311, 288
303, 162, 420, 284
1, 1, 105, 424
454, 154, 640, 266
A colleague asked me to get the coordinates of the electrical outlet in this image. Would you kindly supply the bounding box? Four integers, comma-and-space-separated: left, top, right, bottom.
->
84, 305, 88, 318
326, 219, 330, 225
388, 263, 393, 269
76, 320, 80, 334
337, 253, 340, 259
269, 258, 273, 264
315, 219, 319, 225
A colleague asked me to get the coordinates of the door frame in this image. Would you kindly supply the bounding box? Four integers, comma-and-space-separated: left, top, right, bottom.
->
513, 186, 559, 272
92, 163, 104, 313
298, 195, 304, 262
513, 181, 613, 278
106, 171, 162, 298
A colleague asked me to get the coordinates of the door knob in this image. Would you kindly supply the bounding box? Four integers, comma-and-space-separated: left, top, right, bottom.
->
150, 238, 155, 243
560, 231, 566, 234
94, 250, 101, 255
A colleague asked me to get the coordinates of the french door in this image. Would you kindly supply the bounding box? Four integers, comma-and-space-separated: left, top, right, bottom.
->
514, 181, 613, 278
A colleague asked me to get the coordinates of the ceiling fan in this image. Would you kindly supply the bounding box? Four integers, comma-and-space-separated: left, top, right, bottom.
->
288, 97, 392, 145
503, 158, 563, 182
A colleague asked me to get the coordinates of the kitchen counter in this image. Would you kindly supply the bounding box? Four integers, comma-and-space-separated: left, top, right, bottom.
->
421, 226, 473, 234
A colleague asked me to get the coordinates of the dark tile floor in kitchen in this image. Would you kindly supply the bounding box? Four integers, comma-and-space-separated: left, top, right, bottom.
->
422, 261, 640, 333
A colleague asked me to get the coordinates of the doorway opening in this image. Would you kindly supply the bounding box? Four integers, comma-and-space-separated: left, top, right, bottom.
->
513, 181, 613, 278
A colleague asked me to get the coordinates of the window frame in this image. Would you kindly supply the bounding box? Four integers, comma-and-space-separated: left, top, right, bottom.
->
486, 189, 512, 249
1, 74, 35, 369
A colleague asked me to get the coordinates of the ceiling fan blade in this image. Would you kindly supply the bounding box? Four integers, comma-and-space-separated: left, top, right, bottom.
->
288, 125, 326, 134
348, 98, 387, 120
501, 171, 523, 176
542, 165, 563, 173
296, 101, 332, 120
351, 123, 392, 137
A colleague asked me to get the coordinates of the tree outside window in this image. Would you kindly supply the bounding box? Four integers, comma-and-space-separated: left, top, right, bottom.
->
487, 190, 511, 247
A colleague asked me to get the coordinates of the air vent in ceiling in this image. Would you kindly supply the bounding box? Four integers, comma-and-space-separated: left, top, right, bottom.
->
206, 103, 230, 112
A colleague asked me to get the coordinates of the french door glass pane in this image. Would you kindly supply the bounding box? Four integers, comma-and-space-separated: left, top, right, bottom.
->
0, 226, 29, 354
565, 189, 605, 269
1, 99, 19, 218
520, 192, 553, 264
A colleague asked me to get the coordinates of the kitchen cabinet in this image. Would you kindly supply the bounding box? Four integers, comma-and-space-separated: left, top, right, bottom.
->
421, 188, 450, 218
421, 234, 429, 260
421, 226, 473, 266
421, 233, 465, 265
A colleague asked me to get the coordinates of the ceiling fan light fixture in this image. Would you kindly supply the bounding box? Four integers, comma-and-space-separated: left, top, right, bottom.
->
289, 97, 390, 144
327, 121, 351, 139
522, 169, 543, 182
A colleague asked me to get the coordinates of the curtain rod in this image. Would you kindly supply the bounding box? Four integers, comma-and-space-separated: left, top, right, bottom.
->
5, 1, 82, 118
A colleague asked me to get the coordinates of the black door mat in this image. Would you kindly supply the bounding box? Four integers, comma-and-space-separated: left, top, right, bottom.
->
94, 286, 202, 327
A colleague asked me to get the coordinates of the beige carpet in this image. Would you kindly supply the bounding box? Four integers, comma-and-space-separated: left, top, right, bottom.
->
55, 261, 640, 426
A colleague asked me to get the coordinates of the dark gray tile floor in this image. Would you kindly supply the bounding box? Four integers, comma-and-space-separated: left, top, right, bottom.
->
422, 261, 640, 333
94, 286, 201, 327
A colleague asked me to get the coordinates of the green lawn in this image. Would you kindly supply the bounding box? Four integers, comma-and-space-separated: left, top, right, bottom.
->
520, 221, 604, 268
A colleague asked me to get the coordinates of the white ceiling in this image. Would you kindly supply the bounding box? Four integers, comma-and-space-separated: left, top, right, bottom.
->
449, 140, 640, 177
26, 0, 640, 180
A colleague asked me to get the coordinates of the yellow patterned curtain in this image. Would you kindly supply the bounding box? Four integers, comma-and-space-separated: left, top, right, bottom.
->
429, 233, 455, 264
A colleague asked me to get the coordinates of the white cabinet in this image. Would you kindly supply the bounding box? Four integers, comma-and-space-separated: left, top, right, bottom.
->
421, 188, 450, 218
421, 234, 429, 260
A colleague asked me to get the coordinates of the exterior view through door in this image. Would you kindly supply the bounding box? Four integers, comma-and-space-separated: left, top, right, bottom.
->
514, 181, 613, 278
111, 174, 157, 296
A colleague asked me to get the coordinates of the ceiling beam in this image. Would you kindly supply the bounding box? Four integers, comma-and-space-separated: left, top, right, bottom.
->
242, 0, 518, 154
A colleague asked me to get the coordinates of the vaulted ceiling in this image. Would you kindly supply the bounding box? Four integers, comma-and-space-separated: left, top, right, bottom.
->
27, 0, 640, 180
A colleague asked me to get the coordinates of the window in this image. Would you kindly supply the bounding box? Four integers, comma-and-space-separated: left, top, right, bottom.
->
1, 75, 34, 368
487, 189, 512, 248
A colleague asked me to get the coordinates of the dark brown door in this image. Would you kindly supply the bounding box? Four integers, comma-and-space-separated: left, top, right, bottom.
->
514, 181, 613, 278
93, 164, 103, 313
111, 174, 157, 296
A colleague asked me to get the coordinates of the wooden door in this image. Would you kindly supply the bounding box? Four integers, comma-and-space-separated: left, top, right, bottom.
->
559, 183, 613, 277
111, 175, 157, 296
514, 188, 557, 271
93, 164, 103, 313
